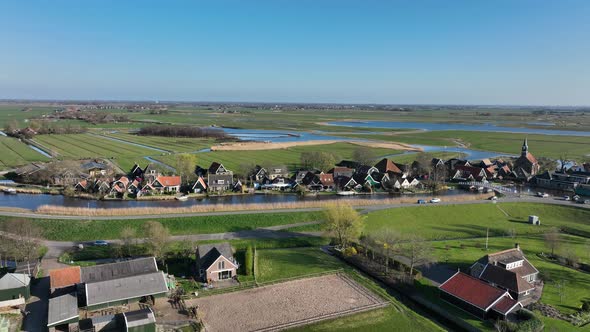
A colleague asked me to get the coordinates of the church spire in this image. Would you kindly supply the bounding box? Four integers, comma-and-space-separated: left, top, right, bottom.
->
521, 137, 528, 156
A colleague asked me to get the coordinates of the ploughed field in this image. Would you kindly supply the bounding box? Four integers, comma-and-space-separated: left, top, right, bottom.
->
189, 274, 387, 332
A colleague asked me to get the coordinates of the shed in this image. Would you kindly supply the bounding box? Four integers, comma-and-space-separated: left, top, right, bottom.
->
0, 273, 31, 307
528, 215, 540, 225
47, 292, 79, 329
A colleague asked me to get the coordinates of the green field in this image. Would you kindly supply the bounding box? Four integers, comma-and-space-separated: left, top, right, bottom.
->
0, 211, 323, 241
0, 136, 49, 169
255, 247, 345, 282
101, 132, 215, 153
154, 142, 399, 172
32, 133, 160, 171
344, 130, 590, 161
365, 203, 590, 240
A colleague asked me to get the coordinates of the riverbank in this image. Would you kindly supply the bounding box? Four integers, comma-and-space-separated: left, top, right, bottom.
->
33, 193, 492, 216
211, 140, 421, 152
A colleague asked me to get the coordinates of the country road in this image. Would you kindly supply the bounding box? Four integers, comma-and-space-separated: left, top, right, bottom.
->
0, 196, 586, 220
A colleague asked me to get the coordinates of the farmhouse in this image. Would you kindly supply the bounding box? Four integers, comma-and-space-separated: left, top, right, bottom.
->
469, 245, 539, 303
191, 176, 207, 193
0, 273, 31, 309
439, 272, 522, 320
149, 175, 181, 193
207, 162, 234, 192
81, 161, 108, 177
196, 243, 239, 282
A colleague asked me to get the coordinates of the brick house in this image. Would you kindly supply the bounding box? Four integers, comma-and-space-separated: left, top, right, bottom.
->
196, 243, 239, 282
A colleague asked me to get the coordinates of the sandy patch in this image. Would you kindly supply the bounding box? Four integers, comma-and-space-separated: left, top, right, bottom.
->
188, 274, 387, 332
210, 140, 421, 152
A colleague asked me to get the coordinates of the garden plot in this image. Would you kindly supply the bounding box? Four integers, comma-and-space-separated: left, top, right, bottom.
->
189, 273, 387, 332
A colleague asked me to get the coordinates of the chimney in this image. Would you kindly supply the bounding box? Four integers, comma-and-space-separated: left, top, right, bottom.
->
515, 243, 520, 250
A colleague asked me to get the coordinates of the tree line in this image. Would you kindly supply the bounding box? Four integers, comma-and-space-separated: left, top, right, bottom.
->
138, 125, 229, 139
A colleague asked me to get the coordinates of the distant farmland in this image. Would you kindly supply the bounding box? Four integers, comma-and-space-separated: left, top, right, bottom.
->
0, 137, 49, 169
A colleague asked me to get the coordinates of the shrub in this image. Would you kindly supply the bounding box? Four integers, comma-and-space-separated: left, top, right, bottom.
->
343, 247, 357, 256
582, 300, 590, 312
244, 245, 253, 276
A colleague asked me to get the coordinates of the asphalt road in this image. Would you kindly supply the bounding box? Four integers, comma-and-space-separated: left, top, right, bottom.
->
0, 196, 587, 220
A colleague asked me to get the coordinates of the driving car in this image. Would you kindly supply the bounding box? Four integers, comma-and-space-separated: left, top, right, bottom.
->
93, 240, 109, 246
430, 198, 441, 203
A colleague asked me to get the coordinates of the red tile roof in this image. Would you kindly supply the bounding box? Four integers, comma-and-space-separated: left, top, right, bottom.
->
492, 295, 521, 314
525, 152, 538, 164
439, 272, 507, 310
49, 266, 81, 289
319, 174, 334, 185
375, 158, 402, 174
156, 176, 181, 187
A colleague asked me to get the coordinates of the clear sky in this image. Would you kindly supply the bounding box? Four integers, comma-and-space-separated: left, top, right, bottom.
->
1, 1, 589, 105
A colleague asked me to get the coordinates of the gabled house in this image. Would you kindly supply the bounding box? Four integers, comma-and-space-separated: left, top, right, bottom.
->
356, 165, 378, 176
251, 165, 268, 182
336, 160, 361, 170
127, 179, 141, 194
150, 175, 181, 193
319, 173, 335, 191
334, 176, 359, 191
469, 245, 539, 303
439, 272, 522, 320
374, 158, 403, 175
110, 176, 130, 195
191, 176, 207, 193
452, 165, 488, 182
207, 162, 234, 192
74, 180, 90, 192
301, 171, 323, 191
93, 179, 111, 194
267, 166, 289, 180
81, 161, 108, 178
370, 172, 390, 189
196, 243, 239, 282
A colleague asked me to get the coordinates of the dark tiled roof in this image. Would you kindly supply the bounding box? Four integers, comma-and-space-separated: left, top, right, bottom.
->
47, 292, 79, 327
81, 257, 158, 283
85, 271, 168, 307
198, 243, 234, 270
480, 265, 534, 294
439, 272, 506, 310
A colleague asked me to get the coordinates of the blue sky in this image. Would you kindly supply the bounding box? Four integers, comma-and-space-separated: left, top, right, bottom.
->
1, 1, 589, 105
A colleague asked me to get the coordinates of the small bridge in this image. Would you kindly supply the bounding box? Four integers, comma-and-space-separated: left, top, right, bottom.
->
457, 181, 519, 197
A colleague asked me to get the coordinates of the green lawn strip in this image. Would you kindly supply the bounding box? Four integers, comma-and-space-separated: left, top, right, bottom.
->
430, 235, 590, 317
365, 203, 590, 241
0, 211, 323, 241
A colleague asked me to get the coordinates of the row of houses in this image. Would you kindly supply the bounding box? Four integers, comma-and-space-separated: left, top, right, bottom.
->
47, 257, 168, 331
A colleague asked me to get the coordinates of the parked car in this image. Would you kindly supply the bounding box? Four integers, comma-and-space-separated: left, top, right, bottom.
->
489, 196, 498, 201
417, 199, 426, 204
578, 199, 590, 205
430, 198, 441, 203
563, 195, 571, 201
537, 192, 549, 198
93, 240, 109, 246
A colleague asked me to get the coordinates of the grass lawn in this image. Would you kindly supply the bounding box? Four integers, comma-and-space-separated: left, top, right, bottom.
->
365, 202, 590, 240
153, 142, 399, 172
0, 136, 49, 169
0, 211, 323, 241
255, 247, 346, 282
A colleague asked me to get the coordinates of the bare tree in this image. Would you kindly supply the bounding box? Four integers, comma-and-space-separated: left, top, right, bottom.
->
4, 220, 42, 275
322, 204, 365, 249
352, 147, 376, 165
120, 226, 137, 257
544, 228, 561, 256
374, 229, 399, 274
401, 234, 435, 277
143, 221, 170, 265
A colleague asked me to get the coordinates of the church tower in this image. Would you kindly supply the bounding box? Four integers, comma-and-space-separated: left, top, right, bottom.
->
521, 137, 528, 157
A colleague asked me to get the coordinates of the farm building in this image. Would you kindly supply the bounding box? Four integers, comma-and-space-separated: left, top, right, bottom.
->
439, 272, 522, 320
0, 273, 31, 309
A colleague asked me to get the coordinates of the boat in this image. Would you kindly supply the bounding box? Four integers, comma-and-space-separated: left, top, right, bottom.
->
175, 195, 189, 201
337, 191, 356, 196
2, 188, 17, 194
